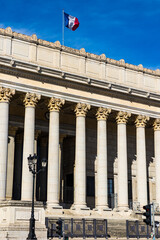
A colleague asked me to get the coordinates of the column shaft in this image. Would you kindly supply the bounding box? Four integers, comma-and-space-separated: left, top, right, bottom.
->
96, 107, 111, 210
0, 87, 15, 200
153, 119, 160, 205
136, 115, 149, 207
74, 116, 86, 207
47, 111, 60, 206
21, 92, 40, 200
21, 107, 35, 200
73, 103, 90, 209
47, 97, 64, 208
116, 111, 130, 210
117, 123, 128, 209
97, 120, 107, 207
6, 135, 15, 199
0, 102, 9, 200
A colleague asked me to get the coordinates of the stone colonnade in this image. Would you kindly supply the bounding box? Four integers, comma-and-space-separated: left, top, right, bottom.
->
0, 87, 160, 211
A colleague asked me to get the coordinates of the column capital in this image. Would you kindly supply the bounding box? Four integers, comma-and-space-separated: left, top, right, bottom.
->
135, 115, 149, 127
23, 93, 41, 107
153, 118, 160, 131
74, 103, 91, 117
48, 98, 65, 112
116, 111, 131, 124
96, 107, 111, 120
0, 87, 15, 103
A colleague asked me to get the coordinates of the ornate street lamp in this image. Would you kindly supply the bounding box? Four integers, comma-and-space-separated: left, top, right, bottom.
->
27, 154, 47, 240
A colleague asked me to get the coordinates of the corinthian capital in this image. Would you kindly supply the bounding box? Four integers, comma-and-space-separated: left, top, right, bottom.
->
96, 107, 111, 120
75, 103, 91, 117
135, 115, 149, 127
116, 111, 131, 124
48, 98, 65, 112
24, 93, 41, 107
0, 87, 15, 103
153, 118, 160, 131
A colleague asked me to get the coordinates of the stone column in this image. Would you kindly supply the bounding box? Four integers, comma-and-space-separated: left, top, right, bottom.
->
59, 134, 66, 203
6, 126, 18, 200
21, 93, 40, 201
135, 115, 149, 208
34, 130, 41, 154
47, 97, 65, 208
12, 133, 23, 200
73, 103, 90, 210
153, 119, 160, 206
38, 137, 48, 202
96, 107, 111, 210
116, 111, 131, 211
34, 130, 41, 201
0, 87, 15, 200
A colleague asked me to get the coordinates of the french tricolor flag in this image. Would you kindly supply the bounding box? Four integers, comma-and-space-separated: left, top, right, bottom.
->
64, 12, 80, 31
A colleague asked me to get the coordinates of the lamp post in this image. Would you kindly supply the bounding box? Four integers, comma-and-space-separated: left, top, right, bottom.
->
27, 153, 47, 240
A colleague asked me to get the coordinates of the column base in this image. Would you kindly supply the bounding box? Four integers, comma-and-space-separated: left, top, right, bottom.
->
47, 202, 63, 209
117, 205, 129, 212
94, 206, 111, 211
71, 204, 90, 211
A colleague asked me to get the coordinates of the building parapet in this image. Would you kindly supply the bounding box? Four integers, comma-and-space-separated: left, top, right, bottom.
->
0, 27, 159, 77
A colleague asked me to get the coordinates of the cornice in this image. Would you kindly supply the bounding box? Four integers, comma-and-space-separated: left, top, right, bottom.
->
1, 76, 160, 119
0, 56, 160, 104
0, 27, 160, 77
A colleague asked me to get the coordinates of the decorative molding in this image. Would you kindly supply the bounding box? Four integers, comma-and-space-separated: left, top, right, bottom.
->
48, 98, 65, 112
0, 27, 159, 76
135, 115, 150, 127
24, 92, 41, 107
74, 103, 91, 117
116, 111, 131, 124
96, 107, 111, 120
0, 87, 15, 103
0, 56, 160, 106
153, 118, 160, 131
1, 77, 160, 118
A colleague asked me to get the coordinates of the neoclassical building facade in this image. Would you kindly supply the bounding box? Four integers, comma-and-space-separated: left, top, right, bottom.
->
0, 27, 160, 239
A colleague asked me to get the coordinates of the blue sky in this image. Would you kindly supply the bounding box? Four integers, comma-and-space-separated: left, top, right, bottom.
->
1, 0, 160, 70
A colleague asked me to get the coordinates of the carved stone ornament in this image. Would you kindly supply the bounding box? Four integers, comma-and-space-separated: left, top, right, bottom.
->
24, 93, 41, 107
96, 107, 111, 120
135, 115, 149, 127
116, 111, 131, 124
0, 87, 15, 103
153, 118, 160, 131
48, 98, 65, 112
74, 103, 91, 117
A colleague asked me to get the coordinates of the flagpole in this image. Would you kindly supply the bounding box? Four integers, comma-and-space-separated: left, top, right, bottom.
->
62, 9, 64, 46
